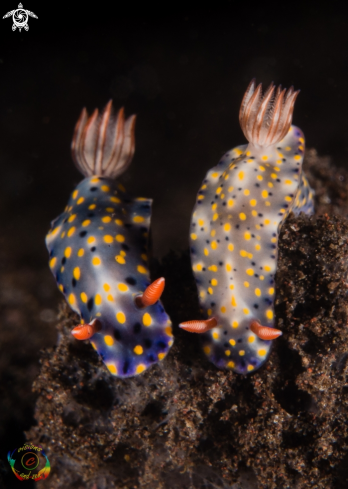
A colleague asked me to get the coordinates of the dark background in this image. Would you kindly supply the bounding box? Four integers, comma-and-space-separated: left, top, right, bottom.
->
0, 1, 347, 486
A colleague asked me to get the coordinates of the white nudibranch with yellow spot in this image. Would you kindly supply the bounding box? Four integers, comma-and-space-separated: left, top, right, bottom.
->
46, 101, 173, 377
180, 80, 314, 374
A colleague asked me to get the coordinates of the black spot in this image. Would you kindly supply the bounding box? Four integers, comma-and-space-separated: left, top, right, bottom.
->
61, 257, 66, 265
251, 262, 256, 266
91, 247, 96, 252
201, 227, 204, 231
269, 192, 273, 196
63, 217, 68, 223
141, 204, 151, 209
126, 277, 137, 286
225, 236, 229, 240
123, 360, 130, 375
254, 274, 259, 278
157, 341, 166, 350
224, 342, 229, 348
124, 223, 132, 228
88, 213, 95, 218
148, 354, 155, 363
258, 213, 263, 217
202, 267, 206, 271
235, 224, 240, 229
206, 240, 210, 244
72, 278, 76, 287
219, 261, 223, 266
253, 304, 259, 309
80, 231, 87, 237
224, 331, 227, 335
122, 244, 130, 251
240, 359, 246, 368
210, 302, 215, 307
144, 339, 152, 348
276, 179, 281, 182
255, 183, 260, 187
113, 329, 121, 340
87, 297, 94, 311
237, 338, 242, 343
49, 250, 54, 257
133, 323, 141, 334
191, 247, 195, 254
123, 199, 132, 204
90, 187, 98, 192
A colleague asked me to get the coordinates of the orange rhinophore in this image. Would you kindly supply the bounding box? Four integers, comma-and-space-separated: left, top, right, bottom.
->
250, 321, 282, 341
71, 319, 102, 340
179, 317, 217, 333
135, 277, 165, 308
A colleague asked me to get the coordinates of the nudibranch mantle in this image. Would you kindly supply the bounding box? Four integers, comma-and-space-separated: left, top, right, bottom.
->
46, 102, 173, 377
185, 80, 314, 374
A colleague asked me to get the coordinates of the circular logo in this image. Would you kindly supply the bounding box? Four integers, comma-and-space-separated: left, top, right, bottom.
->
21, 452, 39, 470
7, 444, 51, 481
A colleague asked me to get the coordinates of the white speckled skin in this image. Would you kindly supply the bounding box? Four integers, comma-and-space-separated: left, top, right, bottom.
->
190, 125, 314, 374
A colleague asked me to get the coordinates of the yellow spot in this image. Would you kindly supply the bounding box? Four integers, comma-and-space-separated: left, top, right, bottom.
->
116, 255, 126, 264
204, 248, 209, 256
102, 216, 112, 223
72, 190, 78, 199
95, 294, 102, 305
240, 250, 247, 257
137, 265, 147, 274
203, 346, 211, 354
77, 197, 84, 205
101, 185, 110, 192
104, 235, 113, 244
224, 223, 231, 232
294, 155, 301, 161
191, 233, 197, 240
227, 361, 235, 368
255, 244, 261, 251
60, 231, 66, 238
212, 331, 219, 340
247, 365, 254, 372
73, 267, 80, 280
212, 202, 217, 210
260, 275, 264, 280
226, 263, 232, 272
244, 281, 249, 287
239, 350, 245, 356
255, 288, 261, 297
228, 186, 234, 192
89, 204, 96, 210
257, 175, 263, 181
80, 292, 88, 303
67, 227, 76, 237
229, 339, 236, 346
252, 210, 258, 217
136, 364, 146, 374
258, 349, 267, 357
91, 177, 100, 183
244, 231, 251, 240
216, 186, 222, 194
92, 257, 101, 266
118, 183, 126, 192
103, 283, 111, 292
158, 352, 166, 360
261, 190, 268, 198
243, 189, 250, 196
133, 216, 145, 223
120, 250, 126, 257
87, 236, 95, 244
261, 155, 268, 161
210, 229, 216, 237
107, 364, 117, 375
107, 294, 114, 302
77, 248, 84, 258
165, 326, 173, 336
143, 313, 152, 326
239, 212, 246, 220
269, 287, 275, 295
115, 234, 125, 243
104, 335, 114, 346
229, 284, 234, 290
110, 196, 121, 203
285, 179, 292, 185
243, 308, 249, 315
238, 171, 244, 180
68, 214, 76, 223
49, 257, 57, 268
228, 243, 234, 251
264, 265, 271, 272
208, 265, 218, 272
266, 310, 273, 320
208, 287, 213, 295
118, 283, 128, 292
211, 172, 219, 178
225, 350, 231, 356
134, 345, 143, 355
232, 321, 238, 328
227, 199, 234, 208
231, 295, 237, 307
213, 213, 219, 221
116, 311, 126, 324
194, 264, 203, 272
68, 293, 76, 305
106, 207, 114, 213
64, 247, 72, 258
211, 241, 217, 250
246, 268, 254, 276
82, 219, 91, 227
207, 309, 212, 316
248, 336, 255, 344
211, 278, 218, 286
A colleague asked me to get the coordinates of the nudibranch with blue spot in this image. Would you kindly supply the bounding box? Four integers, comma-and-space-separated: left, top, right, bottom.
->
46, 101, 173, 377
180, 80, 314, 374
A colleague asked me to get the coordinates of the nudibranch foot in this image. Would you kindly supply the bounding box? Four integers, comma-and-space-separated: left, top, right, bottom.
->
46, 101, 173, 377
185, 80, 314, 374
179, 317, 217, 333
135, 277, 165, 308
250, 321, 282, 340
71, 319, 102, 340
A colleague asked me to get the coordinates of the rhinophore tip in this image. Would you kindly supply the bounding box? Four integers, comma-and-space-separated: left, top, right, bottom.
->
239, 79, 299, 148
250, 320, 282, 340
135, 277, 165, 308
179, 317, 218, 333
71, 319, 102, 340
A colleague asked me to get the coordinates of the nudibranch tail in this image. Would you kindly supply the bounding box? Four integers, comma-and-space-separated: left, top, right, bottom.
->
179, 317, 217, 333
71, 100, 136, 178
250, 321, 282, 341
239, 79, 300, 148
71, 319, 102, 340
135, 277, 165, 308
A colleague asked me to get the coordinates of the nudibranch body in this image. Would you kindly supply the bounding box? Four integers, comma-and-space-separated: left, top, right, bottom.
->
46, 102, 173, 377
181, 80, 314, 374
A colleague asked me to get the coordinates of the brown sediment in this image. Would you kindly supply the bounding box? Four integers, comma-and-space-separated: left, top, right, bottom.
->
23, 150, 348, 488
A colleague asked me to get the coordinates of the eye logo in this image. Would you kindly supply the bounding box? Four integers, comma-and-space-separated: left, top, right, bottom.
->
7, 444, 50, 481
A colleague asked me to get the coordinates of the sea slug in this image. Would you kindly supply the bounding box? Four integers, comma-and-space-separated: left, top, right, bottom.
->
46, 101, 173, 377
180, 80, 314, 374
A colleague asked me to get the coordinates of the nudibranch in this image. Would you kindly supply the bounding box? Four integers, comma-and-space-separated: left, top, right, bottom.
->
46, 101, 173, 377
180, 80, 314, 374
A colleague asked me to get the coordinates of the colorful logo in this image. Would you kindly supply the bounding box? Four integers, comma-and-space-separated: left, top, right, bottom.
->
7, 443, 50, 481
